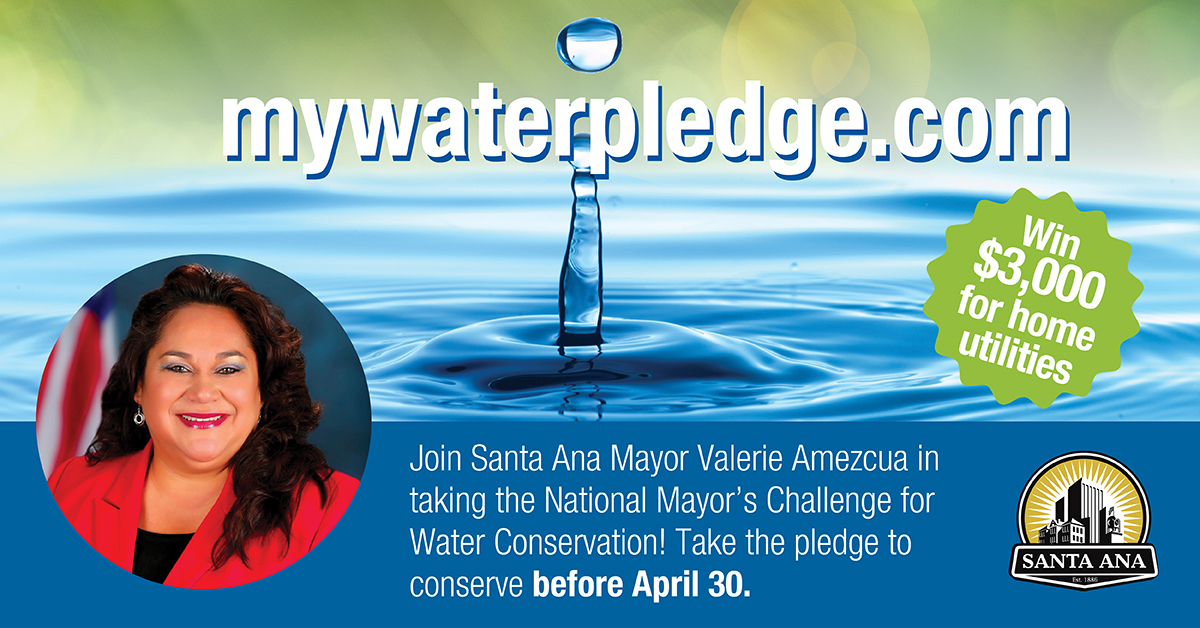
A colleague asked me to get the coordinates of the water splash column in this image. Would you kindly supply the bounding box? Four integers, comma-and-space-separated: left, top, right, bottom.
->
558, 133, 603, 346
555, 18, 620, 347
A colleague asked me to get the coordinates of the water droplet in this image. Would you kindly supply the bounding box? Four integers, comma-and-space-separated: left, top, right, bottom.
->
569, 133, 591, 173
557, 17, 622, 73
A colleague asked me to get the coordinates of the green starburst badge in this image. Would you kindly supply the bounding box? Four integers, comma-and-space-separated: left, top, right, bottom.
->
924, 189, 1142, 408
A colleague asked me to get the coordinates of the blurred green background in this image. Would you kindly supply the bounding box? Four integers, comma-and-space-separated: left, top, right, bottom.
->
1, 0, 1198, 182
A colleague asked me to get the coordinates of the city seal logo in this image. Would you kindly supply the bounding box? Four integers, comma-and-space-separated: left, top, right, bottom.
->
1010, 452, 1157, 590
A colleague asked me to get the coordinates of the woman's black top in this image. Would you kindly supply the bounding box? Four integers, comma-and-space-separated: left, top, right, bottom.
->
132, 528, 194, 584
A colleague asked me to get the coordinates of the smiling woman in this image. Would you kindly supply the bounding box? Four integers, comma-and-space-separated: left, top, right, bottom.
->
45, 264, 359, 588
137, 305, 263, 477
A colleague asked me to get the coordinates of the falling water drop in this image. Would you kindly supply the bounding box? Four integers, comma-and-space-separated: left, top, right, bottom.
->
557, 17, 622, 73
558, 133, 603, 346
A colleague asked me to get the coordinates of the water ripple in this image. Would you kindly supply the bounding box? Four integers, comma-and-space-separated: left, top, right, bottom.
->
2, 175, 1197, 421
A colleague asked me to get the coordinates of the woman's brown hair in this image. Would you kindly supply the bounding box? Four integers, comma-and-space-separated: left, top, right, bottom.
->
88, 264, 330, 568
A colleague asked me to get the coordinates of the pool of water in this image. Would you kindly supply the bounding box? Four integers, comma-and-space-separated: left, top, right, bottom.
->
2, 171, 1197, 421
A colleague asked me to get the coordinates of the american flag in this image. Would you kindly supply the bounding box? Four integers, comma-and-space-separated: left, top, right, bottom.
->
37, 285, 118, 478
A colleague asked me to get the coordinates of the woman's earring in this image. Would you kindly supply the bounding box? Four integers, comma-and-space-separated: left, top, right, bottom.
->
133, 406, 146, 426
257, 408, 264, 426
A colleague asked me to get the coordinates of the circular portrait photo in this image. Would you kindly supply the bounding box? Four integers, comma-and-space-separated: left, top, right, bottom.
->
36, 255, 371, 588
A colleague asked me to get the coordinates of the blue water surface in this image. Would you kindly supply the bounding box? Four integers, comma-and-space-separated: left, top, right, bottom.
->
2, 171, 1197, 421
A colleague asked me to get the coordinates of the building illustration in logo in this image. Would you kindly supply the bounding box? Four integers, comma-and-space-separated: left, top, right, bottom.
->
1036, 479, 1123, 545
1010, 452, 1158, 590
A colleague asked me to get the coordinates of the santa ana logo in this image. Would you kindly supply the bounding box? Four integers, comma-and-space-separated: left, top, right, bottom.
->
1010, 452, 1157, 590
